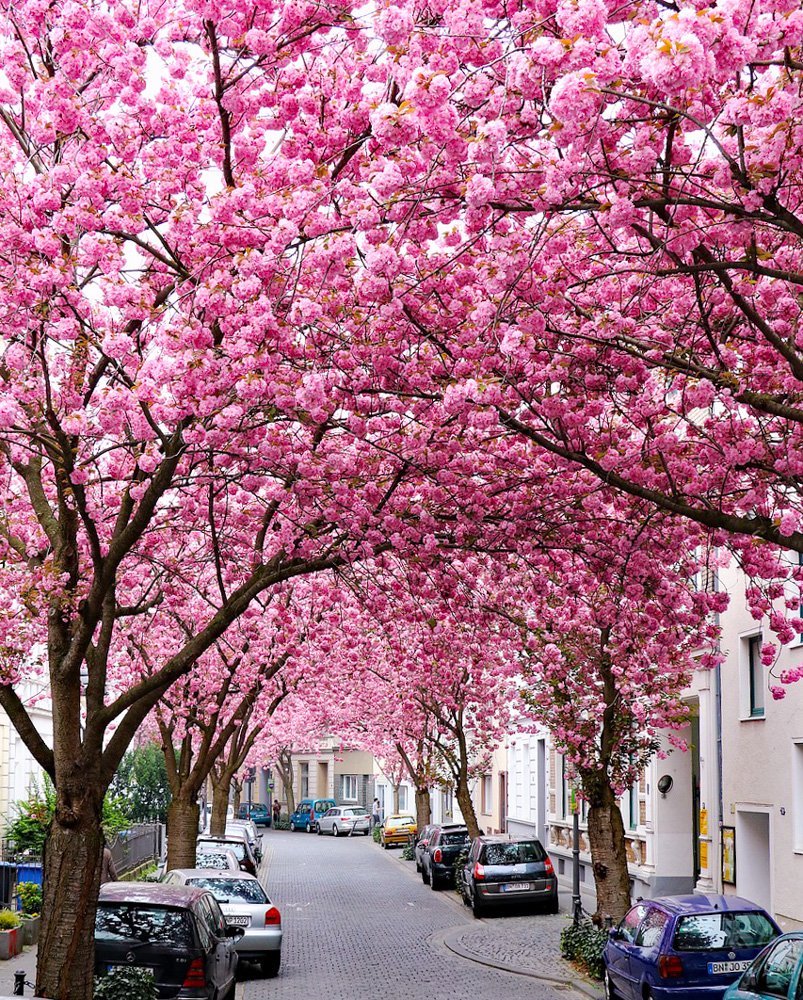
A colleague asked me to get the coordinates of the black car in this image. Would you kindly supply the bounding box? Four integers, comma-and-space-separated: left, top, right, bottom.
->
197, 835, 258, 876
422, 824, 470, 890
95, 882, 242, 1000
414, 825, 437, 874
460, 835, 558, 916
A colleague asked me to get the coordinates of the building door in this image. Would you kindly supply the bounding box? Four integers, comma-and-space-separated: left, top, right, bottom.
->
737, 810, 772, 913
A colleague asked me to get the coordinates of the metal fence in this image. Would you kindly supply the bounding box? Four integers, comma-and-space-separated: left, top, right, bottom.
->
109, 823, 164, 876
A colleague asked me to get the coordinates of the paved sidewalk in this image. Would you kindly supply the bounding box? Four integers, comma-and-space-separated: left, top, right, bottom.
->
0, 943, 36, 996
388, 849, 604, 999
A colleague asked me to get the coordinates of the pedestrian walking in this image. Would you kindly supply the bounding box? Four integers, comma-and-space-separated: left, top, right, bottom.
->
371, 797, 381, 830
272, 798, 281, 827
100, 842, 117, 884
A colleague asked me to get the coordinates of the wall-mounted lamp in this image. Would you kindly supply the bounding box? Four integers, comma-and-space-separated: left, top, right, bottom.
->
657, 775, 674, 797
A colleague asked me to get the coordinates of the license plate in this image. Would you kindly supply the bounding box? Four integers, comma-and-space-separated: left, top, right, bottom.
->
708, 961, 751, 975
502, 882, 531, 892
107, 965, 156, 975
227, 915, 250, 926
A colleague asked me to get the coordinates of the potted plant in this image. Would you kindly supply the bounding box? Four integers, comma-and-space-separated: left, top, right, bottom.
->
0, 908, 22, 960
16, 882, 42, 946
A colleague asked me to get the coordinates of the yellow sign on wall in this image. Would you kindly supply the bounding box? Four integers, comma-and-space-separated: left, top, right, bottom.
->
699, 841, 709, 870
699, 808, 709, 836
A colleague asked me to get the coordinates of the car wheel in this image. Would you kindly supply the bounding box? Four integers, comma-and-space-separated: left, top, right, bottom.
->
332, 824, 339, 837
544, 892, 559, 914
415, 861, 421, 872
305, 821, 312, 833
261, 953, 281, 978
289, 820, 296, 831
430, 873, 441, 891
422, 867, 430, 885
472, 896, 484, 918
316, 824, 323, 836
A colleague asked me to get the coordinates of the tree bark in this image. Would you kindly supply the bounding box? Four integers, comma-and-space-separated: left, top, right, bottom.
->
585, 776, 632, 924
35, 783, 104, 1000
210, 772, 231, 836
231, 776, 242, 815
454, 769, 481, 839
414, 786, 431, 830
392, 783, 400, 813
166, 796, 201, 871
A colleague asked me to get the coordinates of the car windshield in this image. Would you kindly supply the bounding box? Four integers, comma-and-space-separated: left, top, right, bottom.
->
391, 817, 414, 826
199, 840, 245, 860
194, 853, 231, 869
347, 808, 368, 816
482, 841, 546, 865
187, 878, 268, 904
442, 831, 470, 846
96, 905, 192, 947
673, 912, 777, 951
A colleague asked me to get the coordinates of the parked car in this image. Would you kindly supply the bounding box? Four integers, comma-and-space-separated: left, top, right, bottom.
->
226, 820, 261, 860
95, 882, 242, 1000
380, 814, 418, 849
317, 806, 371, 837
460, 835, 558, 916
422, 824, 470, 889
238, 803, 271, 826
289, 798, 336, 833
197, 835, 258, 876
162, 869, 282, 978
414, 824, 437, 873
603, 894, 781, 1000
191, 849, 241, 872
724, 932, 803, 1000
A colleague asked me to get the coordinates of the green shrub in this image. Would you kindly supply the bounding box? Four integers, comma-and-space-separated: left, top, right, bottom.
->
94, 967, 158, 1000
16, 882, 42, 916
273, 818, 290, 830
401, 842, 415, 861
560, 920, 608, 980
0, 909, 21, 930
372, 825, 381, 843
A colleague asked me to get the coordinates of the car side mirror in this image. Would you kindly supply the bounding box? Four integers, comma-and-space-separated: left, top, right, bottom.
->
226, 925, 245, 941
608, 928, 622, 941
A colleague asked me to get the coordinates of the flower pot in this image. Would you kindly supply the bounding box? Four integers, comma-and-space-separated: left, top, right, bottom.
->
0, 927, 21, 960
20, 915, 39, 946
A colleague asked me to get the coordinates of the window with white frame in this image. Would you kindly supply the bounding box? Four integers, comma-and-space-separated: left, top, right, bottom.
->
443, 786, 453, 817
560, 754, 569, 819
745, 635, 766, 718
342, 774, 358, 801
398, 785, 408, 811
794, 741, 803, 852
300, 762, 309, 799
481, 774, 492, 814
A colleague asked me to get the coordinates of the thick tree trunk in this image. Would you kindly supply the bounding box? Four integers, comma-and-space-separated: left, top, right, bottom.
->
210, 772, 231, 837
586, 778, 632, 924
392, 783, 400, 813
415, 786, 431, 830
36, 785, 104, 1000
231, 777, 242, 815
166, 796, 201, 871
455, 770, 481, 839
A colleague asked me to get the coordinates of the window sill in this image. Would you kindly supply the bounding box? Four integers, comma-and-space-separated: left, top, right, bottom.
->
739, 714, 766, 722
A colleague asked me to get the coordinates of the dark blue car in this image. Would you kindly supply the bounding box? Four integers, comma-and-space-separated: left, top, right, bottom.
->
604, 894, 780, 1000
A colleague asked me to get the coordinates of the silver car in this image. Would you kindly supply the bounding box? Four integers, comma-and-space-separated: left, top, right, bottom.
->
317, 806, 371, 837
163, 869, 282, 977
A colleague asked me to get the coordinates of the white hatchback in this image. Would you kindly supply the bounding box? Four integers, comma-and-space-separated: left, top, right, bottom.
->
317, 806, 371, 837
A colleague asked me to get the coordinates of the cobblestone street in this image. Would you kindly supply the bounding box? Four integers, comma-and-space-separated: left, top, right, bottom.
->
240, 830, 600, 1000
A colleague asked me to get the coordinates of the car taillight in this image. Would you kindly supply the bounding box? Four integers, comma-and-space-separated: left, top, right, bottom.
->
473, 862, 485, 880
265, 906, 281, 925
182, 958, 206, 989
543, 856, 554, 875
433, 849, 443, 863
658, 955, 684, 978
